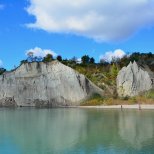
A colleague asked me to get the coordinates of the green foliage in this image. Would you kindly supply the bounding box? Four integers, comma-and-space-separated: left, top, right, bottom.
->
89, 57, 95, 64
120, 96, 130, 100
81, 93, 104, 106
81, 55, 95, 64
81, 55, 90, 64
117, 52, 154, 71
0, 68, 6, 75
143, 90, 154, 99
57, 55, 62, 61
20, 60, 28, 65
109, 64, 119, 85
110, 64, 119, 77
43, 54, 53, 62
129, 97, 137, 104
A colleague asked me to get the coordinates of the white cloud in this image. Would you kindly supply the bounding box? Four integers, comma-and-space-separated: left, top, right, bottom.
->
26, 47, 58, 57
26, 0, 154, 42
77, 58, 82, 64
100, 49, 126, 62
0, 60, 3, 67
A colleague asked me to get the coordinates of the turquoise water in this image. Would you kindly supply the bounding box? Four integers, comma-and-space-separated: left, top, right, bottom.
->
0, 108, 154, 154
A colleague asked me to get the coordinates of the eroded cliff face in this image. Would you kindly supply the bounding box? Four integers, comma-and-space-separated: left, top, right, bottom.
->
0, 61, 103, 107
117, 61, 154, 97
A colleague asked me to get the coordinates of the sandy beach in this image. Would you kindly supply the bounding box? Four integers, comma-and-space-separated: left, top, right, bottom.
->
78, 104, 154, 110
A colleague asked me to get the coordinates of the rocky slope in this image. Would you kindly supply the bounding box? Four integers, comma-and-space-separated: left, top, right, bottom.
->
117, 61, 154, 97
0, 61, 103, 107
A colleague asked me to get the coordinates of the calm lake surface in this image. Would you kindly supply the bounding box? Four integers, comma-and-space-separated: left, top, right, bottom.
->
0, 108, 154, 154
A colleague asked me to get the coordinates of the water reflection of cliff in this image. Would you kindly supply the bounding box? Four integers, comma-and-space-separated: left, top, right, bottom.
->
0, 109, 88, 153
75, 109, 154, 153
0, 109, 154, 153
118, 110, 154, 149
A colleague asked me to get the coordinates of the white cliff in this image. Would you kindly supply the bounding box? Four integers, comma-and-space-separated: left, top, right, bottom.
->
0, 61, 103, 107
117, 61, 153, 97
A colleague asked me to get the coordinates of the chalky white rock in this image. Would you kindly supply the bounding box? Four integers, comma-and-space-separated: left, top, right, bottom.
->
0, 61, 103, 107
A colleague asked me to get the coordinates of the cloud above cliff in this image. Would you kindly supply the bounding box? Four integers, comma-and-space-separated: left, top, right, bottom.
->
26, 0, 154, 42
0, 60, 3, 67
100, 49, 126, 62
26, 47, 57, 57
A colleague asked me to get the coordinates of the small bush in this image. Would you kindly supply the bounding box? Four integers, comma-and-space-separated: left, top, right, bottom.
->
121, 96, 130, 100
81, 93, 104, 106
145, 90, 154, 99
0, 68, 6, 75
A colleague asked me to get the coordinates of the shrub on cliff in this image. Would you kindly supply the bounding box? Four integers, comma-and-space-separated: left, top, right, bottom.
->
43, 54, 53, 62
56, 55, 62, 61
0, 68, 6, 75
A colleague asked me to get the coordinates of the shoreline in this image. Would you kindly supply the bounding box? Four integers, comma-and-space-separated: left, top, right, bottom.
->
1, 104, 154, 110
78, 104, 154, 110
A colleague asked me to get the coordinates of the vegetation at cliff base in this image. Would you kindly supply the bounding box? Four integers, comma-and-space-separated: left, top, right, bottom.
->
81, 94, 105, 106
81, 90, 154, 106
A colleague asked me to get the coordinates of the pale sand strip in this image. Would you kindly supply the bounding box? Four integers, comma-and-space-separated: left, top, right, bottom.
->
78, 105, 154, 110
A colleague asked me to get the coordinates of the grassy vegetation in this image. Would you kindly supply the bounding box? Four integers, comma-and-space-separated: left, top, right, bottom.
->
143, 90, 154, 99
70, 63, 119, 97
81, 94, 105, 106
135, 90, 154, 104
81, 90, 154, 106
81, 96, 136, 106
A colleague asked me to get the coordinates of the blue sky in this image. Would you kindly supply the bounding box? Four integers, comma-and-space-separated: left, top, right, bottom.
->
0, 0, 154, 69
